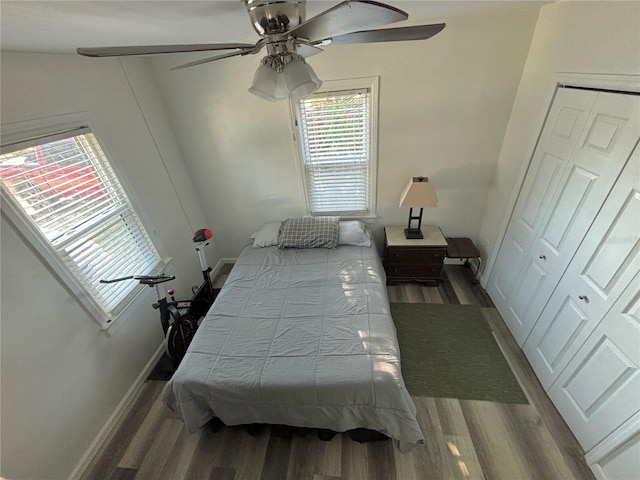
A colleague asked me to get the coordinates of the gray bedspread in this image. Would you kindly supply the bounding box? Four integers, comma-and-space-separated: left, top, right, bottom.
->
163, 243, 424, 452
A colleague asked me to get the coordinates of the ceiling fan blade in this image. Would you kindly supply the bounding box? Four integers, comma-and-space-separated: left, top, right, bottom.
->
326, 23, 446, 45
76, 43, 256, 58
171, 49, 255, 70
296, 43, 324, 58
287, 0, 408, 44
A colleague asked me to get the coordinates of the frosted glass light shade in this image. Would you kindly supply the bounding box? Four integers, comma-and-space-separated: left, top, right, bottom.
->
284, 58, 321, 100
304, 63, 322, 89
248, 63, 287, 101
272, 73, 288, 101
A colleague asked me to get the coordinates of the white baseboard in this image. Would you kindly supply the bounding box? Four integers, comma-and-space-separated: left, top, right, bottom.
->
211, 258, 236, 277
210, 258, 224, 279
68, 342, 165, 480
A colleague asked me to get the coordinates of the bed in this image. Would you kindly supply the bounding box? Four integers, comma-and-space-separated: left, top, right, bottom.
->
163, 218, 424, 453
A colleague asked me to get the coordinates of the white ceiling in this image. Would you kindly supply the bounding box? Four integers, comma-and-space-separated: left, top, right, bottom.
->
0, 1, 547, 54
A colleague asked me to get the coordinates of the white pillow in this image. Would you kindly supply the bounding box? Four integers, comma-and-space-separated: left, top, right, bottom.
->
251, 221, 282, 247
338, 220, 371, 247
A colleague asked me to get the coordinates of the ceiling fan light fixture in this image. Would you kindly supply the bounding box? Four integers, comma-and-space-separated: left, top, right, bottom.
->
77, 0, 447, 103
283, 55, 321, 100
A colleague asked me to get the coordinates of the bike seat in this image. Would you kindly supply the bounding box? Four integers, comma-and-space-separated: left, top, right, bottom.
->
193, 228, 213, 243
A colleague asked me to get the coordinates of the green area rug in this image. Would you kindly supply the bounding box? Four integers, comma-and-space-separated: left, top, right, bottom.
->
391, 303, 528, 404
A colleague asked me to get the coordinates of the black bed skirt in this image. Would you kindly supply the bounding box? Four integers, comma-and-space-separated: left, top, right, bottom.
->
207, 417, 389, 443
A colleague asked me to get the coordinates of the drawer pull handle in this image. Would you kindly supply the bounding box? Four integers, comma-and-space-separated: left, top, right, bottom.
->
578, 294, 588, 302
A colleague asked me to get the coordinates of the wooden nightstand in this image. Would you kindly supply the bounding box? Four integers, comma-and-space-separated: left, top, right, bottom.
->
383, 226, 448, 285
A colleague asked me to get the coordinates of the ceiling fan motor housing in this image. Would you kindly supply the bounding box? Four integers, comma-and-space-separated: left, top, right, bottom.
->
244, 0, 306, 36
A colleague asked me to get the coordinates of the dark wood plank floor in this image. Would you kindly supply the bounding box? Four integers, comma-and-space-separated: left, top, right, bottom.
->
82, 265, 594, 480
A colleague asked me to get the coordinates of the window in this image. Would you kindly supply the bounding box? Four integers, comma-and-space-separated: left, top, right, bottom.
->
0, 125, 162, 327
292, 77, 378, 217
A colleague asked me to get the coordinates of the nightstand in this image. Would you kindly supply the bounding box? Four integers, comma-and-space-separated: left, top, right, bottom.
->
383, 226, 448, 285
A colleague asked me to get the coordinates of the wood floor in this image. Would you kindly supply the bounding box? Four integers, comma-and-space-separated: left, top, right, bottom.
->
82, 265, 595, 480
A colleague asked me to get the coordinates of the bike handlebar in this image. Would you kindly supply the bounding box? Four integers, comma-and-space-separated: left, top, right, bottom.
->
100, 274, 176, 285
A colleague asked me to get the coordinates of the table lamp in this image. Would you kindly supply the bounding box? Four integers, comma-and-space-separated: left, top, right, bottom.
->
399, 176, 438, 239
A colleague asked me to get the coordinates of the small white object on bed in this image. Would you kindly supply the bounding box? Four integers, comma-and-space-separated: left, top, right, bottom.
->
163, 219, 424, 452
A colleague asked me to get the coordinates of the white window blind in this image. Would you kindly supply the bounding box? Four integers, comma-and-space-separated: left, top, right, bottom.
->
296, 88, 372, 214
0, 128, 161, 321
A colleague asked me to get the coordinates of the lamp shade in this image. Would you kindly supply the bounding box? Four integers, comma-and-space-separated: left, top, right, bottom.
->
399, 176, 437, 207
304, 62, 323, 89
284, 58, 321, 100
248, 60, 288, 101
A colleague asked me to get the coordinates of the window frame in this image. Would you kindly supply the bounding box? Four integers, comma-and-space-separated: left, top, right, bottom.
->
290, 76, 379, 219
0, 112, 168, 330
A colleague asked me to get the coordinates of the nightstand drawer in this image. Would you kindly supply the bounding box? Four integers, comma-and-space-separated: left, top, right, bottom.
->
387, 248, 446, 264
386, 263, 443, 278
383, 226, 447, 285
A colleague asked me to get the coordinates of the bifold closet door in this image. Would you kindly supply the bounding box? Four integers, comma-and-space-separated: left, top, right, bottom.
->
488, 88, 640, 346
547, 268, 640, 452
523, 143, 640, 392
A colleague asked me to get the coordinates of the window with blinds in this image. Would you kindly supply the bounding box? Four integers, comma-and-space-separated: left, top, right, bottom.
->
294, 80, 377, 216
0, 127, 161, 323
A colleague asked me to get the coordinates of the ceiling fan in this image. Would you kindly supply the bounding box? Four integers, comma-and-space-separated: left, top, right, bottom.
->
77, 0, 445, 101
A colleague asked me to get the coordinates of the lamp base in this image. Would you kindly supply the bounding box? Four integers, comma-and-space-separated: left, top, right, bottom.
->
404, 228, 423, 239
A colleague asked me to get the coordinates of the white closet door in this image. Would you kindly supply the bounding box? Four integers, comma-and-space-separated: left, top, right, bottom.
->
547, 269, 640, 451
488, 89, 640, 346
524, 144, 640, 390
488, 88, 596, 342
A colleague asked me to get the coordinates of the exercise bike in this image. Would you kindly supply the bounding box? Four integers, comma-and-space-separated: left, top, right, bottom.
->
100, 228, 215, 363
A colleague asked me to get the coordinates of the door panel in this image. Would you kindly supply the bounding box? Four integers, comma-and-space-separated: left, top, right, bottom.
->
489, 89, 640, 346
539, 165, 598, 251
519, 153, 565, 235
583, 191, 640, 297
508, 258, 547, 331
536, 298, 589, 372
586, 412, 640, 480
524, 144, 640, 390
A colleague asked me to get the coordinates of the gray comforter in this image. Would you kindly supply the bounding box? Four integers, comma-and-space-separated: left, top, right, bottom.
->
163, 243, 424, 452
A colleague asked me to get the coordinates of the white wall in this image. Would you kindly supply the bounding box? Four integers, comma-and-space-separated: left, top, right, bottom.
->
0, 53, 209, 479
148, 6, 542, 256
479, 1, 640, 282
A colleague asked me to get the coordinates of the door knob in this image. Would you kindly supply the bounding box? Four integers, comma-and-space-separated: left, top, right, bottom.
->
539, 255, 546, 260
578, 294, 588, 302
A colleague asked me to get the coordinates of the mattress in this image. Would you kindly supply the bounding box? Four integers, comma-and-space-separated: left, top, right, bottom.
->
163, 242, 424, 452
